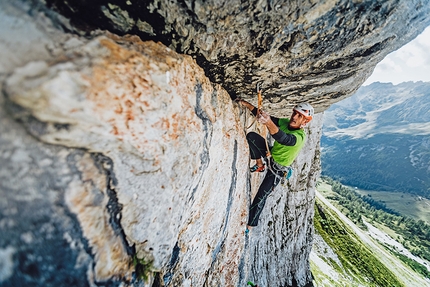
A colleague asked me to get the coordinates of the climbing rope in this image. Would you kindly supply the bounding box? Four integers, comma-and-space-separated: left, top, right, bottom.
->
256, 84, 271, 159
243, 83, 264, 130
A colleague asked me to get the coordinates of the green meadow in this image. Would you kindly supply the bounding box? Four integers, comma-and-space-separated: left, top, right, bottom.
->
353, 189, 430, 224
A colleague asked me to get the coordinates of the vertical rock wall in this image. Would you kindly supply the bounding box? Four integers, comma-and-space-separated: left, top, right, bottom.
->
0, 3, 323, 286
1, 1, 429, 287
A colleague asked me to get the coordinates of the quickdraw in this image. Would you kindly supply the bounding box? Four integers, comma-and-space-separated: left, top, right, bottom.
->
256, 83, 263, 117
256, 83, 271, 158
245, 83, 264, 130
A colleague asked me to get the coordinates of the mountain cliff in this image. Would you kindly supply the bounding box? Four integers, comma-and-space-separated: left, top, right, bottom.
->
1, 1, 430, 286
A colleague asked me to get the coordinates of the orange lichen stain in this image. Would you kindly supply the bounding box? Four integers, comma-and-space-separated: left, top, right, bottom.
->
126, 110, 135, 121
170, 133, 179, 140
170, 113, 181, 136
162, 118, 169, 129
124, 99, 133, 107
115, 104, 123, 114
153, 158, 160, 167
112, 126, 119, 135
99, 38, 135, 62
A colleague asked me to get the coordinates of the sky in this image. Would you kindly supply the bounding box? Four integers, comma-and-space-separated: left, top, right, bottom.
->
363, 26, 430, 85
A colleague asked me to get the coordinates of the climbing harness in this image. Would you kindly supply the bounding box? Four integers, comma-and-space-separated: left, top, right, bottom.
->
266, 158, 293, 185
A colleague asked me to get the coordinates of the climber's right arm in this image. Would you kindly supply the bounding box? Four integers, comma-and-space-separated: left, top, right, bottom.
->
236, 99, 281, 126
236, 99, 256, 114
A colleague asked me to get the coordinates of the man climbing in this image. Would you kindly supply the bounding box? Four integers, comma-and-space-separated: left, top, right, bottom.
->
236, 98, 314, 232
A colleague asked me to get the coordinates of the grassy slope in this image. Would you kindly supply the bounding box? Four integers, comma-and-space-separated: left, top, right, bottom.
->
312, 199, 404, 287
312, 181, 430, 287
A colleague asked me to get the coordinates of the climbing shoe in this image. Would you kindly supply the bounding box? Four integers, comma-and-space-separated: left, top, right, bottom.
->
250, 164, 265, 173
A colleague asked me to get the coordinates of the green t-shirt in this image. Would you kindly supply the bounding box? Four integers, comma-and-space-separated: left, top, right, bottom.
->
271, 118, 306, 166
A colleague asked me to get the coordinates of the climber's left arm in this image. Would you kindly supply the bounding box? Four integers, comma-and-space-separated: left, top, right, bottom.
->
259, 111, 297, 146
271, 130, 297, 146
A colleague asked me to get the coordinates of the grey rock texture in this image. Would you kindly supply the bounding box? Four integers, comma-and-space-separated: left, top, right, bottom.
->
0, 1, 429, 287
40, 0, 430, 114
0, 109, 123, 286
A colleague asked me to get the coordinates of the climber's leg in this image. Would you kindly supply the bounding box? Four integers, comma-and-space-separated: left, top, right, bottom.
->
247, 171, 276, 227
246, 132, 268, 160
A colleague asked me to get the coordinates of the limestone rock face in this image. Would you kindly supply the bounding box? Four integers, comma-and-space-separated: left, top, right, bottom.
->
1, 19, 251, 286
1, 1, 430, 287
41, 0, 430, 114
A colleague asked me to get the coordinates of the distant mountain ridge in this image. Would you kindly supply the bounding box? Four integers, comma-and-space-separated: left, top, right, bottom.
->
324, 81, 430, 139
321, 81, 430, 197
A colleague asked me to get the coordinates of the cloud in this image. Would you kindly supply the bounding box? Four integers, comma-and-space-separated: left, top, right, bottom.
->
396, 28, 430, 67
364, 25, 430, 85
374, 57, 402, 73
415, 28, 430, 65
416, 27, 430, 48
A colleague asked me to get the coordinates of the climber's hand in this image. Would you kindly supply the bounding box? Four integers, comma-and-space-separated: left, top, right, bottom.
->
257, 110, 271, 125
235, 98, 255, 112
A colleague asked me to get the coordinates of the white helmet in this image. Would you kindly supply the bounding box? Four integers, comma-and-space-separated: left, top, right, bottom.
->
293, 102, 314, 120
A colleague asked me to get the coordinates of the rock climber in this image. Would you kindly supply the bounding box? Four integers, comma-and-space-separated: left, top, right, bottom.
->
235, 99, 314, 232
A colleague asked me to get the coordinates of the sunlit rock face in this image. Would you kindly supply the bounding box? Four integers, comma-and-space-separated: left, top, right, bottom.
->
1, 0, 430, 287
41, 0, 430, 114
1, 18, 320, 283
1, 25, 251, 286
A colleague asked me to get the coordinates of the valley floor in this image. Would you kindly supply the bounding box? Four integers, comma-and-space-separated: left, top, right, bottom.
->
352, 188, 430, 224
